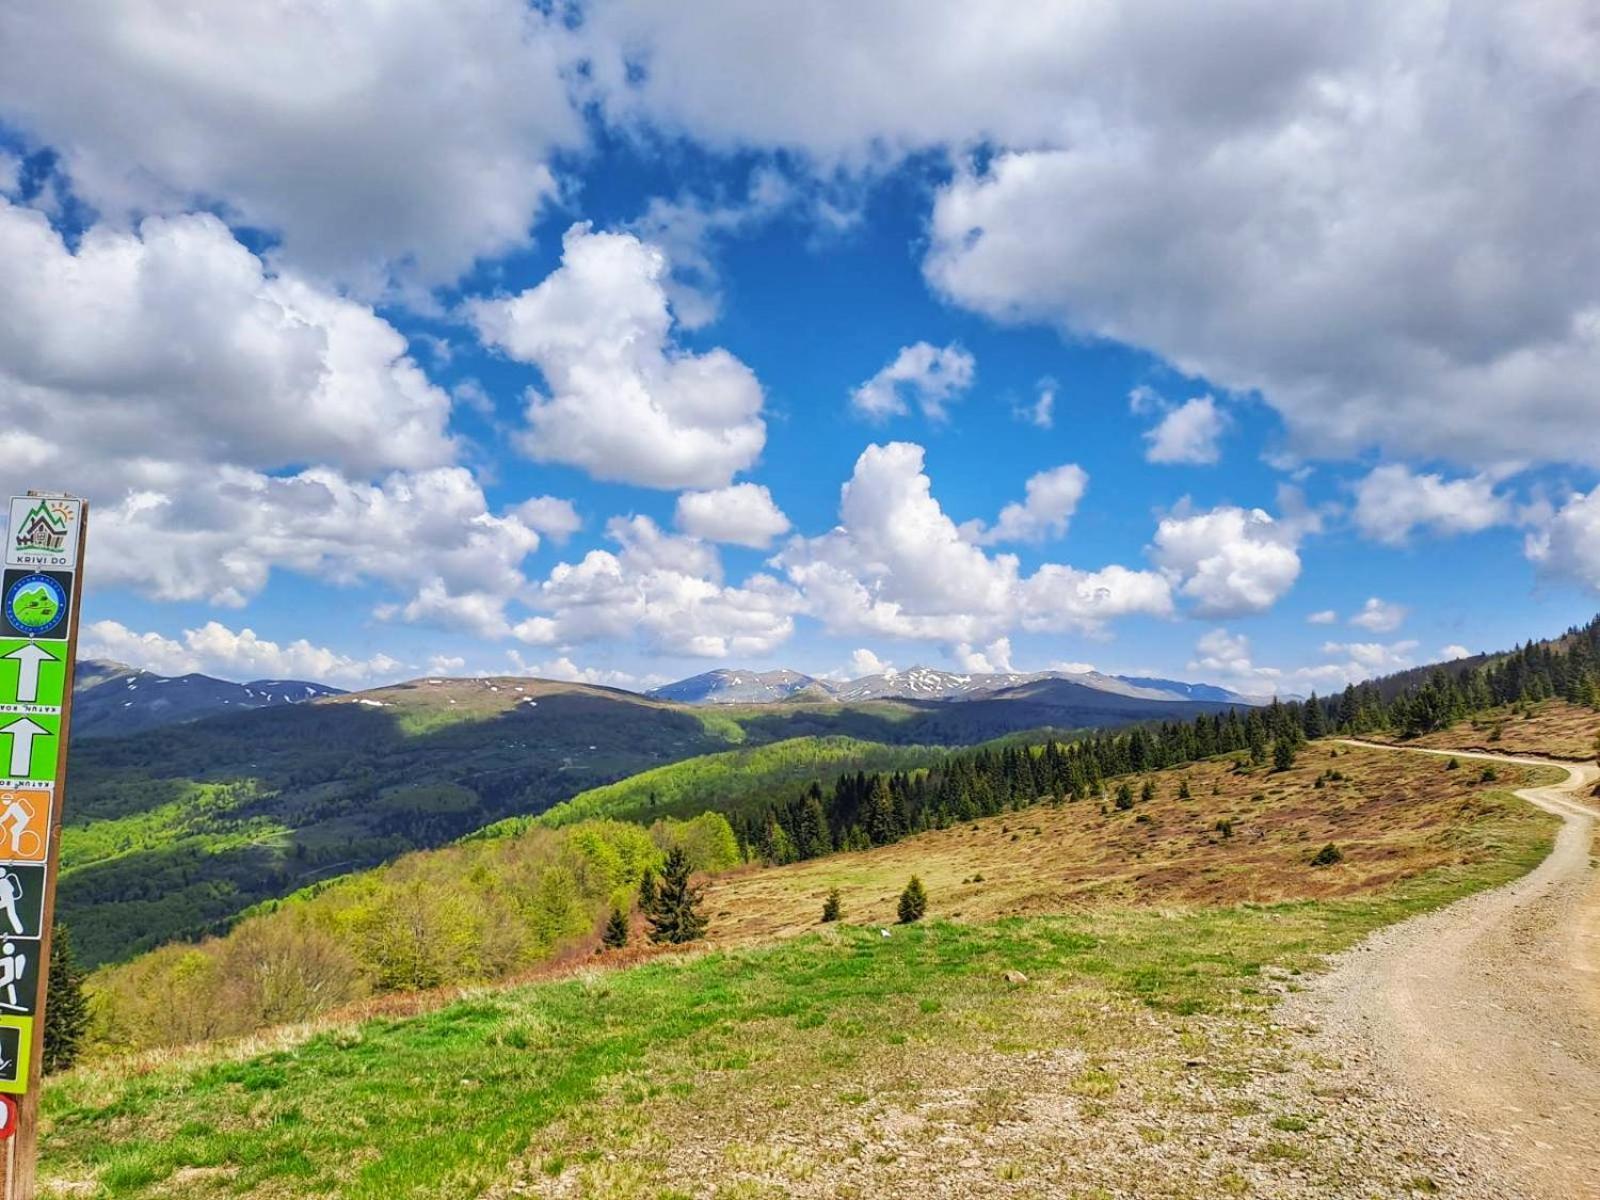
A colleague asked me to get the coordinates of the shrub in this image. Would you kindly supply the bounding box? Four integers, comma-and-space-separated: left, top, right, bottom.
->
1310, 843, 1343, 867
897, 876, 927, 924
1214, 819, 1234, 839
1445, 757, 1460, 771
1113, 783, 1134, 811
820, 888, 842, 924
1478, 766, 1499, 783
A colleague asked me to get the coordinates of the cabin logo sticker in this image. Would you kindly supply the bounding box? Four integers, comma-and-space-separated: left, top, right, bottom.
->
1, 571, 71, 640
5, 498, 80, 570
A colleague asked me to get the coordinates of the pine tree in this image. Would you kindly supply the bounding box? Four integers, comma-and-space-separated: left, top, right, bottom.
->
647, 847, 707, 945
1273, 738, 1297, 772
1139, 778, 1155, 803
821, 888, 842, 923
601, 905, 630, 950
1246, 716, 1268, 766
1113, 782, 1134, 811
897, 876, 927, 924
638, 867, 657, 913
43, 924, 89, 1074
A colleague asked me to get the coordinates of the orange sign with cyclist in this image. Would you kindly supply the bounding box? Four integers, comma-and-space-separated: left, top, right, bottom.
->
0, 792, 46, 865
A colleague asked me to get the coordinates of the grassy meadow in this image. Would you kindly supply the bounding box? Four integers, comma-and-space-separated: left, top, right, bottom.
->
41, 746, 1562, 1198
1365, 697, 1600, 761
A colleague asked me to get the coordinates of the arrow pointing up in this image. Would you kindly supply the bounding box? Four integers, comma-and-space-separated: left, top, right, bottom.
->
0, 718, 47, 777
1, 644, 56, 705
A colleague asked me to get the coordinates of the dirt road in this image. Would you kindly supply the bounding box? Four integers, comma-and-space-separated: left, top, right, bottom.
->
1316, 742, 1600, 1198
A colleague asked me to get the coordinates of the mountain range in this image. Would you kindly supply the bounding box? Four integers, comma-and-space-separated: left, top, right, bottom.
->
648, 665, 1265, 707
70, 659, 344, 738
66, 659, 1262, 740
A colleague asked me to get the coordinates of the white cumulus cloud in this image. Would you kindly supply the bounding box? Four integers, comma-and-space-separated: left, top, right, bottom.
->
1525, 485, 1600, 594
776, 442, 1172, 644
0, 201, 456, 479
850, 341, 975, 422
1149, 504, 1302, 618
515, 516, 798, 659
510, 496, 582, 545
1143, 395, 1228, 465
1348, 597, 1407, 633
675, 483, 792, 548
81, 620, 404, 685
1352, 465, 1513, 545
470, 224, 768, 490
0, 0, 583, 290
972, 464, 1088, 545
848, 648, 894, 678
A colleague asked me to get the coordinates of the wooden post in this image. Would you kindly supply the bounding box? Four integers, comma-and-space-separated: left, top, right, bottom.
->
0, 494, 87, 1200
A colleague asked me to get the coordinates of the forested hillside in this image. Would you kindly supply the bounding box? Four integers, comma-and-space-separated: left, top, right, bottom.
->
61, 677, 1232, 967
87, 812, 741, 1055
478, 736, 953, 833
60, 678, 745, 966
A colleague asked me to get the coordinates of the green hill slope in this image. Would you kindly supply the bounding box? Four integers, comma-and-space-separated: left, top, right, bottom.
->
60, 675, 1237, 968
59, 677, 740, 967
478, 735, 949, 834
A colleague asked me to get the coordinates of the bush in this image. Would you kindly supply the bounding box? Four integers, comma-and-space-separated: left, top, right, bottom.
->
897, 876, 927, 924
1113, 783, 1134, 811
820, 888, 842, 924
1478, 766, 1499, 783
1310, 843, 1343, 867
1214, 819, 1234, 839
1445, 757, 1460, 771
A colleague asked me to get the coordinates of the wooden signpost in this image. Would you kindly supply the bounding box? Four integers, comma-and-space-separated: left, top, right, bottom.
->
0, 494, 86, 1200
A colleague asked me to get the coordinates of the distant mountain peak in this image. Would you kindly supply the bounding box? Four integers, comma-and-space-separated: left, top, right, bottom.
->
647, 668, 834, 705
71, 660, 344, 738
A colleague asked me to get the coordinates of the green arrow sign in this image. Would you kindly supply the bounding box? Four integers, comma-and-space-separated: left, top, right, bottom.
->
0, 639, 65, 709
0, 713, 57, 780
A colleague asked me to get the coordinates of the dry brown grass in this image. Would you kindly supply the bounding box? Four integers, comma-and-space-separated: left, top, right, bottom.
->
699, 744, 1557, 946
1365, 699, 1600, 760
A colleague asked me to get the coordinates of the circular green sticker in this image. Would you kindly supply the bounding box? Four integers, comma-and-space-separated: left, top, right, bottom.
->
4, 575, 66, 636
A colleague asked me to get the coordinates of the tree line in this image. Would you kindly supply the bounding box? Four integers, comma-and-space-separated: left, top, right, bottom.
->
733, 615, 1600, 864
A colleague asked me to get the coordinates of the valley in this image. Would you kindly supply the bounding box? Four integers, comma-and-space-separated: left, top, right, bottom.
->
39, 741, 1570, 1198
59, 669, 1238, 967
38, 619, 1600, 1198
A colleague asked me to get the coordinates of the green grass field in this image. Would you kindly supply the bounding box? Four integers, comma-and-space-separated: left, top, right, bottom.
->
42, 776, 1556, 1199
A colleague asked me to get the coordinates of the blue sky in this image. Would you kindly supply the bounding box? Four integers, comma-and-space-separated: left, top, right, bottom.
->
0, 2, 1596, 696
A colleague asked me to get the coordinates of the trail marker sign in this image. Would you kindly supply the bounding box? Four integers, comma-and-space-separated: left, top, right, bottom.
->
0, 494, 85, 1200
